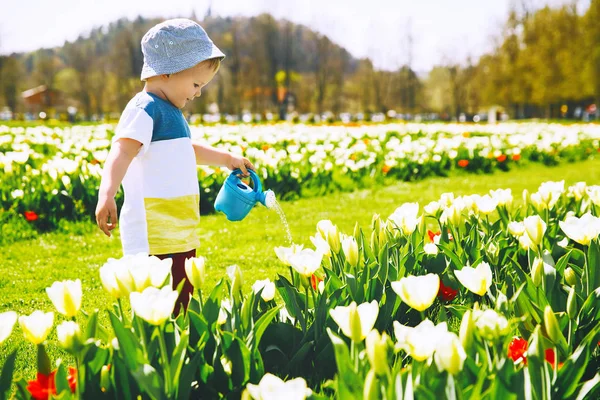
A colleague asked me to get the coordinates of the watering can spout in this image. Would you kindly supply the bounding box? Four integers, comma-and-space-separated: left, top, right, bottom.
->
258, 190, 275, 208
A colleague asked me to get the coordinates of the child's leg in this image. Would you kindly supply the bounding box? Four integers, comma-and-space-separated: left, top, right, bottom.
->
155, 249, 196, 315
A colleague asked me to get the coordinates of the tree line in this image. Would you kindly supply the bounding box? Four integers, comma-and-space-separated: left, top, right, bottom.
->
0, 1, 598, 120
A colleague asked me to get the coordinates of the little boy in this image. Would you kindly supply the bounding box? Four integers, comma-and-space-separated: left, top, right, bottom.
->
95, 18, 254, 314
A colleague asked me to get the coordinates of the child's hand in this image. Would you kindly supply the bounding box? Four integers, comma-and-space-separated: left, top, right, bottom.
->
95, 195, 118, 237
227, 154, 255, 176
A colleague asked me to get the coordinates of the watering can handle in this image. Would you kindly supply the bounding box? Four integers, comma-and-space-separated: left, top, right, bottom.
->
232, 168, 262, 195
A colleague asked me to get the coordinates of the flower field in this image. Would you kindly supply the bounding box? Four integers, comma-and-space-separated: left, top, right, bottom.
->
2, 174, 600, 398
2, 122, 600, 239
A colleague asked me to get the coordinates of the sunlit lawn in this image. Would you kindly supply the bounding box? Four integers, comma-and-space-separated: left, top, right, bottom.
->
3, 157, 600, 381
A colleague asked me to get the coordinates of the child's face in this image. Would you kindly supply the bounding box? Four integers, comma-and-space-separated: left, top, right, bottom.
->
163, 62, 218, 109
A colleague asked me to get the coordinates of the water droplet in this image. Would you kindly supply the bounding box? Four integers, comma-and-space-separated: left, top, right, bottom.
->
268, 196, 293, 245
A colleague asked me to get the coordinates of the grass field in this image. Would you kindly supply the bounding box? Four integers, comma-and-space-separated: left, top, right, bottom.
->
3, 157, 600, 381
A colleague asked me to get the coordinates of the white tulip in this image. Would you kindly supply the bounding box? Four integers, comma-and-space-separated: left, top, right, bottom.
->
388, 203, 420, 235
330, 301, 379, 342
246, 373, 312, 400
130, 286, 178, 326
455, 262, 493, 296
523, 215, 546, 248
252, 279, 276, 301
559, 213, 600, 246
0, 311, 18, 344
424, 243, 439, 255
45, 279, 82, 318
391, 274, 440, 311
434, 331, 466, 375
394, 319, 449, 361
288, 248, 323, 277
185, 256, 206, 288
274, 244, 304, 265
18, 311, 54, 345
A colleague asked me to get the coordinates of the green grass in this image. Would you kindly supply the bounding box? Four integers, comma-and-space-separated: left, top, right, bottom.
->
3, 158, 600, 382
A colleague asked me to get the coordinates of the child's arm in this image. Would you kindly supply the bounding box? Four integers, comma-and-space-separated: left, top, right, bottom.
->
95, 138, 142, 237
192, 143, 255, 176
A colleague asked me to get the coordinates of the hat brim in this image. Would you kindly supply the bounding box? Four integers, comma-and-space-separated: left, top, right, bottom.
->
141, 43, 225, 81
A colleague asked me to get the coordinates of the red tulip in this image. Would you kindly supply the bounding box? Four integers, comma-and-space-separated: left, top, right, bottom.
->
27, 367, 76, 400
311, 274, 323, 291
24, 211, 39, 222
496, 154, 507, 162
508, 337, 528, 364
437, 280, 458, 301
512, 154, 521, 161
458, 159, 469, 168
427, 230, 440, 242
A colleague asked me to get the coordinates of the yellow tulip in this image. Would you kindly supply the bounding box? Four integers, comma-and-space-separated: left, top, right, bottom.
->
185, 256, 206, 288
19, 311, 54, 345
391, 274, 440, 312
45, 279, 82, 318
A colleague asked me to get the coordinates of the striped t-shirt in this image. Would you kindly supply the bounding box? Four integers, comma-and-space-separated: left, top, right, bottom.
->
114, 91, 200, 255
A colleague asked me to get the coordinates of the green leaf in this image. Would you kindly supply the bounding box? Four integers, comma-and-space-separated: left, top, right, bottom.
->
327, 329, 362, 398
225, 335, 251, 388
586, 239, 600, 296
248, 305, 281, 351
169, 330, 189, 389
84, 309, 99, 340
109, 311, 144, 370
0, 350, 17, 400
203, 279, 226, 325
177, 352, 202, 400
131, 364, 165, 400
54, 361, 71, 396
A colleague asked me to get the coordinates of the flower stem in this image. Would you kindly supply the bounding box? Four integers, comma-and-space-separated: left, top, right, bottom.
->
158, 325, 172, 396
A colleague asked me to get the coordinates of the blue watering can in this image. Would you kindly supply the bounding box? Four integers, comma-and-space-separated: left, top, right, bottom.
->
214, 169, 275, 221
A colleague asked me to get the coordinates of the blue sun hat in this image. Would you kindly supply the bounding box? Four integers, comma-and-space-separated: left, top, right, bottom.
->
140, 18, 225, 81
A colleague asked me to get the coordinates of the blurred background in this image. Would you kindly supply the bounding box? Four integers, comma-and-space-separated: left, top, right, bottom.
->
0, 0, 598, 123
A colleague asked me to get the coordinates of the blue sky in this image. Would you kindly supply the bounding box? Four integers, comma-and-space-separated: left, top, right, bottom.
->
0, 0, 589, 71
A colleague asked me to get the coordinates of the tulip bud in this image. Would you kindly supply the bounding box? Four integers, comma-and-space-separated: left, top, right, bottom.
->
566, 287, 577, 319
328, 228, 341, 254
348, 303, 364, 343
363, 369, 380, 400
342, 235, 359, 268
100, 365, 111, 392
523, 215, 546, 249
56, 321, 83, 353
227, 265, 244, 297
353, 222, 360, 240
379, 223, 388, 248
459, 310, 474, 353
522, 189, 529, 208
370, 230, 379, 255
564, 267, 577, 286
531, 257, 544, 287
543, 306, 567, 349
366, 330, 389, 376
185, 257, 206, 288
